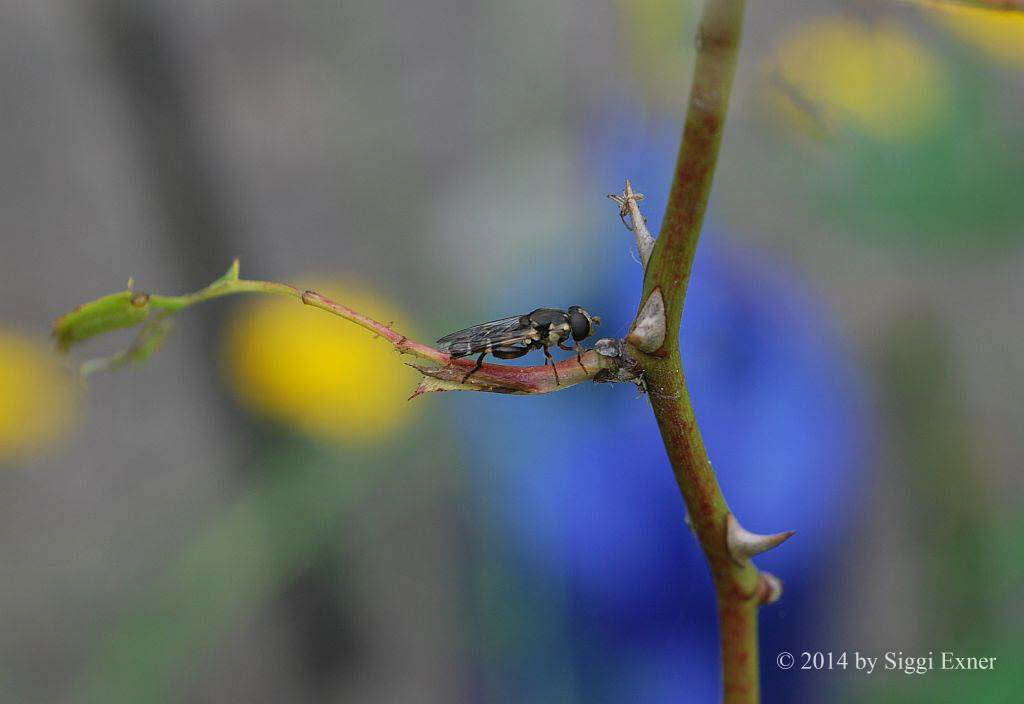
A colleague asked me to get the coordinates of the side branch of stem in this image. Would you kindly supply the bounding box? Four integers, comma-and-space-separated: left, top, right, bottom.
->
55, 267, 639, 395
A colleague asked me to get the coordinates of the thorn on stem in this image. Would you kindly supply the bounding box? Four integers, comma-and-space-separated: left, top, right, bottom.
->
627, 288, 667, 353
725, 513, 795, 565
757, 571, 784, 605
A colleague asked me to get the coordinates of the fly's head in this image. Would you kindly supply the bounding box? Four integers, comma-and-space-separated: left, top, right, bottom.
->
567, 306, 601, 343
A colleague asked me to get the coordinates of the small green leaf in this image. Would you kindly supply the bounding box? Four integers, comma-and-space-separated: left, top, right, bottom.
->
77, 317, 174, 379
128, 317, 173, 364
53, 290, 151, 352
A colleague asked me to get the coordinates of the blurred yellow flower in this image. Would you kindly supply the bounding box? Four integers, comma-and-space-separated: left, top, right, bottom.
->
0, 329, 77, 462
222, 282, 419, 445
766, 17, 949, 142
925, 0, 1024, 66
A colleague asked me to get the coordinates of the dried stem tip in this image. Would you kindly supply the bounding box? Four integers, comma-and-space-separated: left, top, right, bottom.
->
608, 179, 655, 269
725, 513, 795, 565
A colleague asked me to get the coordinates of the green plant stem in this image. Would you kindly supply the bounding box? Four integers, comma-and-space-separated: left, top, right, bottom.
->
629, 0, 758, 700
149, 278, 301, 311
152, 279, 438, 364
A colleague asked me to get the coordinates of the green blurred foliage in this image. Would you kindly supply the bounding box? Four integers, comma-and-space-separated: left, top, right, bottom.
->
812, 70, 1024, 252
73, 417, 454, 704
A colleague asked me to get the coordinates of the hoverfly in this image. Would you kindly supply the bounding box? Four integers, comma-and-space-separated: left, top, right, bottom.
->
436, 307, 602, 385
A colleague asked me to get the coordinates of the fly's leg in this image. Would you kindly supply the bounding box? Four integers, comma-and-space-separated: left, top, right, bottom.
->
462, 351, 489, 383
541, 344, 560, 385
573, 342, 587, 373
558, 342, 587, 373
462, 344, 530, 384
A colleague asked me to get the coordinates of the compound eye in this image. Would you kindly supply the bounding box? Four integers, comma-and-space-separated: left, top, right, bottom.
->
569, 310, 590, 341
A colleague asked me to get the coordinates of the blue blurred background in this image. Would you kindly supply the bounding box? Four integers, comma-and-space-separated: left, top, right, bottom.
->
1, 1, 1022, 702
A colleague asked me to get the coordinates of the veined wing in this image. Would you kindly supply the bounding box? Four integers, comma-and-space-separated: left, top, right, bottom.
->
436, 314, 532, 357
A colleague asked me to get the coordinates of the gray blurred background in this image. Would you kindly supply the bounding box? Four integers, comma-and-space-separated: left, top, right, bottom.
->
2, 1, 1023, 702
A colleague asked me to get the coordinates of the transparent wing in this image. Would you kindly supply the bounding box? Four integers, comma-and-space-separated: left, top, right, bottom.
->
436, 315, 524, 345
436, 315, 532, 356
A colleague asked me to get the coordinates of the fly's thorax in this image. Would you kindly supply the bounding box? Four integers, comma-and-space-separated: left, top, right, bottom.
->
543, 322, 571, 346
526, 309, 571, 346
527, 308, 569, 325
